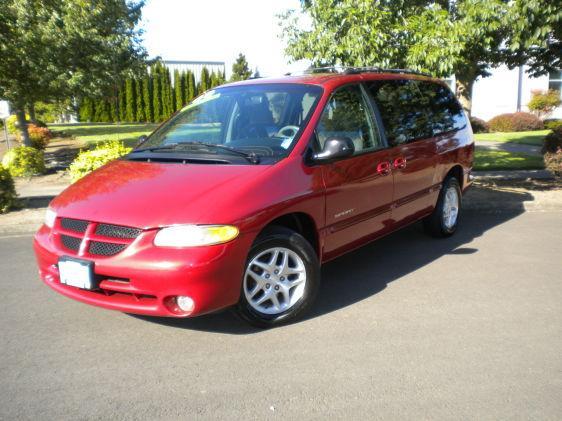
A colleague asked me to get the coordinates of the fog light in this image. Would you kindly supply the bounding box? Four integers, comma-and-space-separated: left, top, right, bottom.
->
176, 296, 194, 312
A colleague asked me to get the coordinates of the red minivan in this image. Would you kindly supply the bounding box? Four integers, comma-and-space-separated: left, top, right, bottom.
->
34, 68, 474, 327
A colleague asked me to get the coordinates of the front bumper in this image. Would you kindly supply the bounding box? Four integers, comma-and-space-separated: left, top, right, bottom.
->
33, 224, 254, 317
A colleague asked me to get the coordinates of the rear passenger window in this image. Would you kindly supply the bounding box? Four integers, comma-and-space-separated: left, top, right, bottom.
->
414, 81, 467, 135
316, 85, 382, 155
367, 80, 432, 145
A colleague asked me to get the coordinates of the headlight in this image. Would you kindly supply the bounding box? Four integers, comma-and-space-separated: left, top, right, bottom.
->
45, 208, 57, 228
153, 225, 239, 247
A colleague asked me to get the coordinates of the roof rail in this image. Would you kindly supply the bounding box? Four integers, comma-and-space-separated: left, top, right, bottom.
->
303, 66, 432, 77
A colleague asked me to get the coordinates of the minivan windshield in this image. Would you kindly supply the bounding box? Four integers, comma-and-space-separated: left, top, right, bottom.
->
137, 83, 323, 161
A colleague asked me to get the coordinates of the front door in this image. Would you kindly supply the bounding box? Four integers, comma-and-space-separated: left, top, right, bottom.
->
317, 84, 394, 259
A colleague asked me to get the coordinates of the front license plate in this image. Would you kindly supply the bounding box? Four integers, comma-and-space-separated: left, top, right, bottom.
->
58, 256, 95, 290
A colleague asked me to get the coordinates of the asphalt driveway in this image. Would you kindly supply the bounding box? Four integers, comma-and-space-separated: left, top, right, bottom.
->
1, 209, 561, 420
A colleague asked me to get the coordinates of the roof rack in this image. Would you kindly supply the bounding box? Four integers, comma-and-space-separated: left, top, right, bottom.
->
302, 66, 432, 77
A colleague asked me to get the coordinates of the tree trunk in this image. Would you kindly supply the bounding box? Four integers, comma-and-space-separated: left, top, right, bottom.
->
15, 109, 31, 147
456, 78, 474, 117
28, 103, 36, 122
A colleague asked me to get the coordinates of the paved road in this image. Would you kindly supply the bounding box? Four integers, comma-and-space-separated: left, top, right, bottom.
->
1, 210, 561, 420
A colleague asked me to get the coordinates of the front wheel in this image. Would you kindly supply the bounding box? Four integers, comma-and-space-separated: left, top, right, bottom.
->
423, 176, 462, 237
235, 226, 320, 328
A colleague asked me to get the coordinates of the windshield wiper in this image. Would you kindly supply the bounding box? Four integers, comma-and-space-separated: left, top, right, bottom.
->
183, 141, 261, 164
134, 141, 260, 164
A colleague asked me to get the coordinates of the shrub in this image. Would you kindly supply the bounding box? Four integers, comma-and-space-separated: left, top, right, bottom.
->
1, 146, 46, 177
544, 149, 562, 177
69, 140, 132, 182
488, 112, 544, 132
544, 119, 562, 131
528, 90, 561, 118
0, 164, 18, 213
16, 124, 52, 150
469, 116, 489, 133
542, 127, 562, 154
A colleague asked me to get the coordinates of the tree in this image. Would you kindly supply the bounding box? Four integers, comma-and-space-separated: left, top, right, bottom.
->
230, 53, 252, 82
143, 73, 153, 122
187, 71, 197, 101
118, 81, 127, 122
279, 0, 562, 114
79, 98, 94, 122
199, 67, 211, 93
152, 72, 162, 122
0, 0, 146, 145
125, 78, 136, 122
528, 90, 562, 118
135, 78, 145, 122
174, 70, 184, 111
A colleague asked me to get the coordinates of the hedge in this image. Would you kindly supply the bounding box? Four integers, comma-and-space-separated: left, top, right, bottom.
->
488, 112, 544, 132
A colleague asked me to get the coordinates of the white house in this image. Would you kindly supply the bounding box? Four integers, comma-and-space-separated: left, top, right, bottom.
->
453, 67, 562, 121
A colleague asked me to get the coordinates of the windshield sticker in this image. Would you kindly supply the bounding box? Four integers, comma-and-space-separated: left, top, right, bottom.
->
281, 138, 293, 149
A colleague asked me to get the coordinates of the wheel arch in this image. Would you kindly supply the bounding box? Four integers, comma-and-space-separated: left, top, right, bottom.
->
258, 212, 320, 258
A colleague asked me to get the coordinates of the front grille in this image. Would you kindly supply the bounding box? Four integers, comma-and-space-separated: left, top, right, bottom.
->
89, 241, 127, 256
60, 218, 89, 233
95, 223, 141, 239
61, 235, 82, 251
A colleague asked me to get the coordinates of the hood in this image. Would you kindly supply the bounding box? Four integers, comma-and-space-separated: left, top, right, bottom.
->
51, 160, 273, 228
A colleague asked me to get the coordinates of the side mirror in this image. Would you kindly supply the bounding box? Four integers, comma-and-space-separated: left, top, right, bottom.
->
137, 135, 148, 146
313, 137, 355, 162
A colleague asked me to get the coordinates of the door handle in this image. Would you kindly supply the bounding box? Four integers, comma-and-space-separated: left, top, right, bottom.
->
376, 161, 392, 176
393, 157, 407, 170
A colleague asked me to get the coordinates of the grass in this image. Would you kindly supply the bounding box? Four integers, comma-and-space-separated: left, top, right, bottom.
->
47, 123, 545, 171
474, 149, 544, 171
49, 123, 158, 147
474, 130, 549, 146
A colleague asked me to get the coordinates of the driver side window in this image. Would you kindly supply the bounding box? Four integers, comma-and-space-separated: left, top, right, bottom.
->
316, 85, 381, 155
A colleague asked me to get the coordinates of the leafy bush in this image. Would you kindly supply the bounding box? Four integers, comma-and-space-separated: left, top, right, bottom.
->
542, 127, 562, 154
528, 90, 561, 118
469, 116, 489, 133
0, 164, 18, 213
544, 119, 562, 131
544, 149, 562, 177
1, 146, 46, 177
16, 124, 52, 150
488, 112, 544, 132
69, 140, 132, 182
5, 115, 20, 134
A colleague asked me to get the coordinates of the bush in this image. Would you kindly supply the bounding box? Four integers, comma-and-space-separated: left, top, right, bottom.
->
544, 149, 562, 177
1, 146, 46, 177
469, 116, 489, 133
544, 119, 562, 131
0, 164, 18, 213
16, 124, 52, 150
69, 140, 132, 182
488, 112, 544, 132
528, 90, 561, 118
542, 127, 562, 154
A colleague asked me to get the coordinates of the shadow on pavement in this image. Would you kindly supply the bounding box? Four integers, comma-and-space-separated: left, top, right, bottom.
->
130, 186, 533, 334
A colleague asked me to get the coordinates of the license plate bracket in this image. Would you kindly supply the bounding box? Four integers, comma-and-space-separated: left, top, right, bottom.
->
58, 256, 96, 290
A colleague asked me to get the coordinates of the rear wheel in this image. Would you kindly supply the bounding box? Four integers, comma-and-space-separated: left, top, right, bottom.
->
424, 176, 462, 237
235, 226, 320, 328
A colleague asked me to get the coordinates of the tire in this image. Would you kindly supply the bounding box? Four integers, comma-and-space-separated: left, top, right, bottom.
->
235, 226, 320, 328
423, 176, 462, 237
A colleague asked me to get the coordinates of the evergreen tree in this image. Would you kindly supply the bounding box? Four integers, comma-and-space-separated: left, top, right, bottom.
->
109, 96, 118, 122
135, 78, 145, 122
174, 69, 184, 111
125, 78, 136, 122
230, 53, 252, 81
210, 71, 219, 88
152, 73, 162, 122
187, 71, 197, 102
199, 67, 210, 93
118, 81, 127, 122
143, 74, 153, 122
164, 67, 174, 117
79, 97, 94, 122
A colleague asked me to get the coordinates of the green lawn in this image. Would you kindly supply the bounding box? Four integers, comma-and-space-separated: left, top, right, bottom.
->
474, 130, 549, 146
49, 123, 158, 147
474, 149, 544, 171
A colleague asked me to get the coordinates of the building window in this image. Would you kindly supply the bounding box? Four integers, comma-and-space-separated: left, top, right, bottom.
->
548, 70, 562, 99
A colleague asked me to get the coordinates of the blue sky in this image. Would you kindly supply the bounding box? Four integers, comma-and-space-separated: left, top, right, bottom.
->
141, 0, 307, 77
